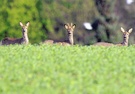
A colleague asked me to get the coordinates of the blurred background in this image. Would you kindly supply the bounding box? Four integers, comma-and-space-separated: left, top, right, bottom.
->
0, 0, 135, 45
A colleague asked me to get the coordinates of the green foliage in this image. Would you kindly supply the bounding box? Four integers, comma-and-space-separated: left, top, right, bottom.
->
0, 0, 133, 45
39, 0, 97, 44
0, 0, 46, 43
94, 0, 120, 43
0, 45, 135, 93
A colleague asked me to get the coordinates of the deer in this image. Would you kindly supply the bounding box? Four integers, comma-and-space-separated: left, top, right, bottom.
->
93, 27, 133, 46
1, 22, 30, 45
44, 23, 76, 46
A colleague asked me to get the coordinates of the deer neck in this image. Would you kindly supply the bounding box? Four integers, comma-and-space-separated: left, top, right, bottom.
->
68, 33, 74, 45
122, 37, 128, 46
22, 30, 29, 44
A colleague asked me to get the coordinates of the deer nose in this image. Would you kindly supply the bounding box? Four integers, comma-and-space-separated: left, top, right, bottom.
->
68, 32, 71, 34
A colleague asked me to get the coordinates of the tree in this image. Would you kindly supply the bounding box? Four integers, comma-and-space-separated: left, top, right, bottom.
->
116, 0, 135, 44
0, 0, 46, 43
39, 0, 97, 45
93, 0, 120, 43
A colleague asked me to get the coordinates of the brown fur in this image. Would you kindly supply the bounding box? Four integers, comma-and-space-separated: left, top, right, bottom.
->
93, 42, 114, 46
93, 27, 133, 46
44, 23, 76, 46
2, 22, 30, 45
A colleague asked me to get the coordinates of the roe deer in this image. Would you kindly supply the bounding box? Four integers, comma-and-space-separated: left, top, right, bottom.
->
93, 27, 133, 46
1, 22, 30, 45
44, 23, 76, 46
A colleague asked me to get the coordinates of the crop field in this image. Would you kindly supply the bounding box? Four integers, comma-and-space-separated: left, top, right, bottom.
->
0, 44, 135, 94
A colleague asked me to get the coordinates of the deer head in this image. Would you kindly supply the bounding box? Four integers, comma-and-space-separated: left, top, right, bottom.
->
20, 22, 30, 33
19, 22, 30, 44
121, 27, 132, 39
120, 27, 133, 46
64, 23, 76, 35
64, 23, 76, 45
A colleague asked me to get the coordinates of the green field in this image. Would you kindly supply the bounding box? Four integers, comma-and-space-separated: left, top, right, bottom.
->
0, 44, 135, 94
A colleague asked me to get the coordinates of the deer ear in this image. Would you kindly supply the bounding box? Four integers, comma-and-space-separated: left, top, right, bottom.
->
20, 22, 23, 27
72, 24, 76, 29
26, 22, 30, 27
64, 24, 68, 29
128, 28, 133, 34
121, 27, 125, 33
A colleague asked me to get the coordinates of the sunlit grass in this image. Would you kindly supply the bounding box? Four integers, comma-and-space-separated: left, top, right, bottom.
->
0, 44, 135, 94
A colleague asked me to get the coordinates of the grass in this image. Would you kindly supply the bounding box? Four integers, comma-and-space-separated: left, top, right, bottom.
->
0, 44, 135, 94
